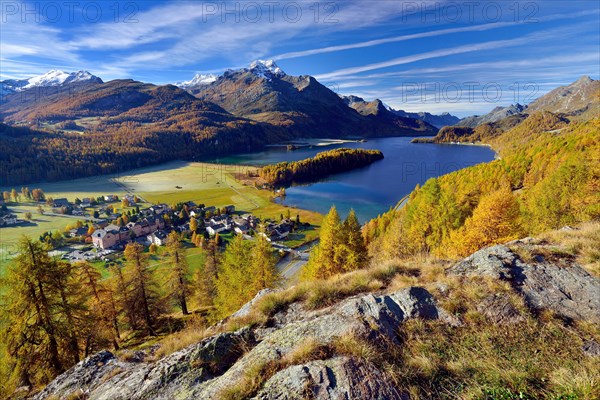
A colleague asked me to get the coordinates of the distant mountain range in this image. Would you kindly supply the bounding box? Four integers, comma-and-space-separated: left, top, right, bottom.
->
183, 60, 436, 137
457, 104, 527, 128
417, 76, 599, 145
340, 95, 459, 129
456, 76, 599, 128
0, 61, 439, 185
0, 70, 102, 96
392, 110, 460, 129
1, 60, 437, 138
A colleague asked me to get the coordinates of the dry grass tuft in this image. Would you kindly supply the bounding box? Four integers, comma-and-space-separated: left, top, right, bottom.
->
152, 327, 211, 360
151, 310, 268, 360
282, 336, 332, 365
538, 221, 600, 276
332, 333, 379, 364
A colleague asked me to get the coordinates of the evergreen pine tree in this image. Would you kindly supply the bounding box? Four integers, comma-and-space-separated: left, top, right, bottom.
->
109, 264, 137, 331
196, 240, 218, 308
75, 261, 120, 350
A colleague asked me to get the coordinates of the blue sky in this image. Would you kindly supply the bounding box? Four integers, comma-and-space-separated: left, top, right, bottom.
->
1, 0, 599, 116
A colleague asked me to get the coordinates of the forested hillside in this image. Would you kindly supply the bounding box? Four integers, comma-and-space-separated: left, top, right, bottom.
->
366, 112, 600, 259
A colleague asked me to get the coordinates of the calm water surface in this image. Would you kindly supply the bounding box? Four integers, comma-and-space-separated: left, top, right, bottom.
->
208, 138, 495, 222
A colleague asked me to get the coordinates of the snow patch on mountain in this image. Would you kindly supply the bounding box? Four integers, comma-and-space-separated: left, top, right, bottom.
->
1, 70, 101, 95
248, 59, 286, 80
176, 73, 219, 89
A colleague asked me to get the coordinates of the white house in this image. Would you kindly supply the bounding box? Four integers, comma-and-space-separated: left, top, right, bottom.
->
147, 230, 168, 246
206, 223, 227, 236
234, 225, 249, 235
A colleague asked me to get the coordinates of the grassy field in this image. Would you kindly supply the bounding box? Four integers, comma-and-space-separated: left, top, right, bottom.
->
0, 161, 323, 276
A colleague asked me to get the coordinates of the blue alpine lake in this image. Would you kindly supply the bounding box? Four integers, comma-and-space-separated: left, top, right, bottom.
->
207, 137, 496, 223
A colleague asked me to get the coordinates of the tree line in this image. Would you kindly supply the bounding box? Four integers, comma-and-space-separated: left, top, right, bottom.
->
259, 148, 384, 186
2, 187, 46, 203
0, 118, 273, 186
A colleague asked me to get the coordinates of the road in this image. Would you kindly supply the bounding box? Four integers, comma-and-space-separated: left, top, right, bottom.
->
276, 251, 310, 282
276, 239, 318, 282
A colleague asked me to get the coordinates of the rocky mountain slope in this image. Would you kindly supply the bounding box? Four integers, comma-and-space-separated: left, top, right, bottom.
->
457, 103, 527, 128
393, 109, 460, 129
0, 81, 278, 185
526, 75, 600, 119
341, 96, 438, 135
32, 232, 600, 400
455, 76, 599, 129
0, 79, 233, 123
185, 60, 437, 137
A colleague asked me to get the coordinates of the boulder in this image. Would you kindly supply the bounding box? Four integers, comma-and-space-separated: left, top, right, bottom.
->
33, 351, 121, 400
582, 340, 600, 357
448, 245, 600, 323
477, 293, 525, 324
194, 287, 446, 398
34, 328, 254, 400
231, 288, 276, 319
254, 356, 407, 400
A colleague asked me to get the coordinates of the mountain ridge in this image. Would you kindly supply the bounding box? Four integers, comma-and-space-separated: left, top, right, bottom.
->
184, 61, 437, 137
455, 75, 599, 128
340, 95, 459, 129
0, 70, 102, 96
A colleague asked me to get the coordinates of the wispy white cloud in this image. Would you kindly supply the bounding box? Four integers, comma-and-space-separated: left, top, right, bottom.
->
314, 36, 534, 81
271, 9, 598, 61
0, 18, 82, 78
334, 52, 600, 81
272, 21, 519, 61
314, 21, 593, 82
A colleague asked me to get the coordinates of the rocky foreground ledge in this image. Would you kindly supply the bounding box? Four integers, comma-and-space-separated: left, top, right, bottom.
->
33, 241, 600, 400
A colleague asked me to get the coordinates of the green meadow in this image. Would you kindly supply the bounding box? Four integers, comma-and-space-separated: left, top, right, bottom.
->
0, 161, 323, 276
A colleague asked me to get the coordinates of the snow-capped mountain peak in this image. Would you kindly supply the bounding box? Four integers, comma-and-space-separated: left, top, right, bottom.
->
1, 70, 101, 95
176, 73, 219, 90
24, 70, 99, 89
248, 59, 285, 80
381, 101, 394, 112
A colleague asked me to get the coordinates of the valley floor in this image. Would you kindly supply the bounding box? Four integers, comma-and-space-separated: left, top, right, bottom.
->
0, 160, 323, 276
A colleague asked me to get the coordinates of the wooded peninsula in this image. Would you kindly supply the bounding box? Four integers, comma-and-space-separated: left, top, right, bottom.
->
259, 148, 384, 186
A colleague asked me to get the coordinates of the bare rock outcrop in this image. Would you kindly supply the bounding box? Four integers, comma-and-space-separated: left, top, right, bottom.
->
33, 287, 446, 400
254, 356, 407, 400
448, 244, 600, 323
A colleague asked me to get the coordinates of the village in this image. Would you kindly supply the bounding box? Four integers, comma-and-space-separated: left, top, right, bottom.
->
1, 192, 301, 263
